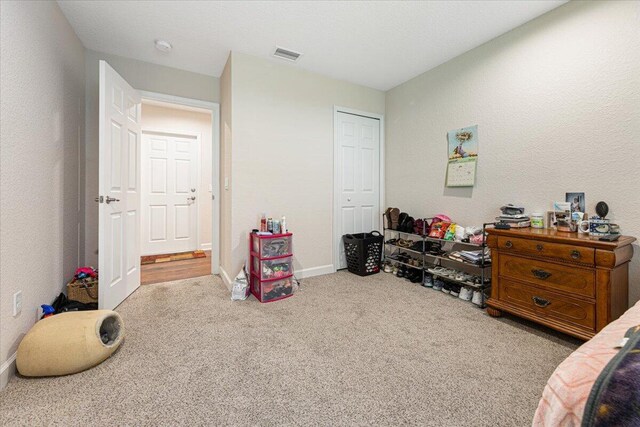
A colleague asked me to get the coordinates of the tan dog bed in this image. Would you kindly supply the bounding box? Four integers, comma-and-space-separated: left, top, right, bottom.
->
17, 310, 124, 377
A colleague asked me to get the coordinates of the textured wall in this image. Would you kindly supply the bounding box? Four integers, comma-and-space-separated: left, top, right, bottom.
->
227, 53, 385, 278
385, 1, 640, 302
0, 1, 85, 388
83, 50, 220, 265
140, 104, 214, 251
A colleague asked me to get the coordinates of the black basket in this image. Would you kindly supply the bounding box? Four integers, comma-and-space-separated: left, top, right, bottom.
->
342, 231, 383, 276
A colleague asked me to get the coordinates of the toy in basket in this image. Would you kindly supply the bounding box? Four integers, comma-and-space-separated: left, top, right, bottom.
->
67, 267, 98, 304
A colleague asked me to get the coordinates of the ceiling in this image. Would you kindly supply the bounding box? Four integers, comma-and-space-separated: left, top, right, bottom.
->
58, 0, 567, 91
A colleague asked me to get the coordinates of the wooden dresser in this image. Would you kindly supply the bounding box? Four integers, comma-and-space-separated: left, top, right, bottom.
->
486, 228, 635, 340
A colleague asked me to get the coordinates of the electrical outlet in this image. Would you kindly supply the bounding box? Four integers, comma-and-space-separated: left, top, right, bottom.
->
13, 291, 22, 316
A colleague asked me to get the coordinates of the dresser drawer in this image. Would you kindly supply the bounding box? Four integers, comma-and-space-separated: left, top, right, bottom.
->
499, 255, 595, 298
498, 279, 595, 331
497, 237, 595, 265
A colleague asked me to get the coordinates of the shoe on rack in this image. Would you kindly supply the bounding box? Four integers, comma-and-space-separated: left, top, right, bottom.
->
409, 269, 422, 283
472, 290, 484, 306
432, 279, 444, 291
397, 267, 406, 278
459, 287, 473, 301
441, 282, 451, 294
427, 266, 446, 275
383, 263, 392, 273
422, 273, 433, 287
384, 208, 392, 229
392, 266, 399, 276
390, 208, 400, 230
397, 212, 408, 231
450, 284, 460, 297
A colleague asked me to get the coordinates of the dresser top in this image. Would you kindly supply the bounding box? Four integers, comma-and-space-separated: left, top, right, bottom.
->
486, 227, 636, 250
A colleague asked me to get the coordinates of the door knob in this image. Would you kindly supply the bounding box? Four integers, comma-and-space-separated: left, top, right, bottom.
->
347, 197, 351, 202
105, 196, 119, 204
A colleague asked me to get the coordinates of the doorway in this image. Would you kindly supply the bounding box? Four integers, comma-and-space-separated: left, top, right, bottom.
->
139, 99, 215, 285
97, 60, 220, 309
333, 107, 385, 271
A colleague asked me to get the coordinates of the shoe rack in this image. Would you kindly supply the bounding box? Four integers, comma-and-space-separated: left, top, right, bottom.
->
382, 220, 492, 308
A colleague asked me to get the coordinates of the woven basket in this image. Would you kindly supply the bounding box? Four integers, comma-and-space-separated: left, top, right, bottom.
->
67, 278, 98, 304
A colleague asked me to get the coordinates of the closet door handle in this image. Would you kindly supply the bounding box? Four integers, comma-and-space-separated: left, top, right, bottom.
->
533, 296, 551, 308
531, 269, 552, 280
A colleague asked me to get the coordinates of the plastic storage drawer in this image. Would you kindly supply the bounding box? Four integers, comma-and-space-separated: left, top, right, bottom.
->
252, 234, 293, 259
251, 275, 294, 303
253, 255, 293, 281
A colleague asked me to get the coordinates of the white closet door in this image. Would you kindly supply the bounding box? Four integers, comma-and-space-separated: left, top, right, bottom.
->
98, 60, 141, 310
336, 112, 381, 270
141, 132, 199, 256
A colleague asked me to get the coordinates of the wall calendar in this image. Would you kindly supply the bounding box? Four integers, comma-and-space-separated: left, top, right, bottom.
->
446, 125, 478, 187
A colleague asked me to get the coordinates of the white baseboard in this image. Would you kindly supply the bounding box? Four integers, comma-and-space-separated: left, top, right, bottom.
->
295, 264, 335, 279
200, 243, 212, 251
0, 352, 17, 391
219, 265, 233, 290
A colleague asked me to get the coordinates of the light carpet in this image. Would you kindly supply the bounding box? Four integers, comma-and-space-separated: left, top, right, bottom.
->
0, 271, 580, 426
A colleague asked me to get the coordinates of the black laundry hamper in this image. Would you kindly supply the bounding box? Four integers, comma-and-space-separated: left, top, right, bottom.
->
342, 231, 383, 276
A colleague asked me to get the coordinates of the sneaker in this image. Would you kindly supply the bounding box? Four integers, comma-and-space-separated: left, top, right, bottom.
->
409, 269, 422, 283
397, 267, 405, 278
449, 284, 460, 297
432, 279, 444, 291
383, 263, 392, 273
472, 290, 484, 306
459, 287, 473, 301
422, 273, 433, 287
392, 266, 399, 276
441, 282, 451, 294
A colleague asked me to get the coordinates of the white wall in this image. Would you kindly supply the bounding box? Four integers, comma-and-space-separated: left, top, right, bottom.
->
223, 52, 385, 280
385, 0, 640, 303
140, 103, 213, 251
0, 0, 85, 389
84, 50, 220, 265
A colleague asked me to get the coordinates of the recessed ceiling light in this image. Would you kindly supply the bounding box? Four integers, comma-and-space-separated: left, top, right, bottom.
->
273, 46, 302, 62
155, 39, 172, 52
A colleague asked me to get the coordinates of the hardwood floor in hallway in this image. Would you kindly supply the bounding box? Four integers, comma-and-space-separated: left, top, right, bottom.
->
141, 251, 211, 285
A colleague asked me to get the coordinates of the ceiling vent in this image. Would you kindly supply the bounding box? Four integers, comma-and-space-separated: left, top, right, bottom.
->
273, 46, 302, 62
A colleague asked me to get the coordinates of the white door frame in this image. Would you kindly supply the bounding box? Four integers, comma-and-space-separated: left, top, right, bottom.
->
139, 91, 221, 275
140, 129, 201, 255
332, 106, 385, 272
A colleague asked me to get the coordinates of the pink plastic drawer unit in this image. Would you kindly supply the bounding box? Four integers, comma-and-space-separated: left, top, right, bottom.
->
251, 233, 292, 259
250, 275, 294, 303
249, 232, 295, 303
253, 256, 293, 281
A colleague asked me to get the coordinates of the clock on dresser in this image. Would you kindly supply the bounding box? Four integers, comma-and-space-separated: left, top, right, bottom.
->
485, 227, 636, 340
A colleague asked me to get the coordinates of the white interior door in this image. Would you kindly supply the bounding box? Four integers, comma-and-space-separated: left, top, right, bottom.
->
335, 112, 381, 270
141, 132, 199, 256
98, 61, 141, 310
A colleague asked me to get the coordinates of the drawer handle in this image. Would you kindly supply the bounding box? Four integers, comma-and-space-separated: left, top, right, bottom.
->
505, 240, 513, 248
536, 244, 543, 251
531, 269, 552, 280
571, 250, 581, 259
533, 296, 551, 308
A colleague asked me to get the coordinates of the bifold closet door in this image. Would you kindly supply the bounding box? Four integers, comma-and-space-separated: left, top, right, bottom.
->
336, 112, 381, 270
